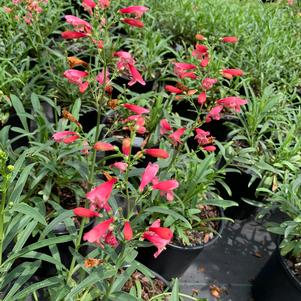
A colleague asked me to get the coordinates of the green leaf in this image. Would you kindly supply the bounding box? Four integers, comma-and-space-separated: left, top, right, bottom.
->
110, 292, 140, 301
11, 276, 62, 301
9, 163, 35, 204
40, 210, 74, 239
170, 278, 179, 301
3, 260, 41, 301
10, 94, 29, 132
12, 203, 46, 225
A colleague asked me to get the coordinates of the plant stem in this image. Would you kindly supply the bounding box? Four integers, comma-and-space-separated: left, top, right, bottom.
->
0, 182, 7, 266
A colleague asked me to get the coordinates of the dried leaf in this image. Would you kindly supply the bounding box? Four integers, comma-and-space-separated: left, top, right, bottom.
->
84, 258, 103, 268
209, 285, 222, 299
68, 56, 88, 68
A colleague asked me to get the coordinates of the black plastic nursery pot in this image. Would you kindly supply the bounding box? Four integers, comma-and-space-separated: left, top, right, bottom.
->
217, 164, 260, 220
136, 212, 225, 280
252, 242, 301, 301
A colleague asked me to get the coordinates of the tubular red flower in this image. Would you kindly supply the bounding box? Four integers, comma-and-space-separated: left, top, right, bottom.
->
169, 128, 186, 145
123, 221, 133, 240
143, 219, 173, 258
64, 69, 88, 85
192, 44, 208, 59
123, 103, 149, 115
93, 142, 116, 151
200, 56, 209, 67
79, 81, 89, 93
61, 31, 87, 39
73, 207, 99, 217
86, 178, 117, 212
153, 179, 179, 202
82, 0, 96, 10
122, 18, 144, 28
52, 131, 80, 144
122, 138, 131, 156
104, 231, 118, 247
195, 34, 206, 41
203, 145, 216, 152
221, 36, 238, 43
83, 217, 114, 245
216, 97, 248, 112
128, 64, 146, 86
64, 15, 92, 33
119, 6, 148, 18
198, 92, 207, 105
206, 105, 223, 123
173, 62, 197, 70
195, 128, 211, 145
165, 85, 183, 94
98, 0, 110, 9
222, 68, 244, 79
139, 162, 159, 192
111, 162, 128, 173
160, 119, 172, 135
202, 78, 217, 90
144, 149, 169, 159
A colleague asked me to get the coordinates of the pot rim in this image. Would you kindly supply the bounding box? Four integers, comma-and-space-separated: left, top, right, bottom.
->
276, 236, 301, 293
168, 207, 226, 250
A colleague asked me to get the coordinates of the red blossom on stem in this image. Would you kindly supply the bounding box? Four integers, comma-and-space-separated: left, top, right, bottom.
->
216, 97, 248, 112
202, 78, 217, 90
222, 68, 244, 79
61, 31, 87, 39
119, 6, 149, 18
165, 85, 183, 94
93, 142, 116, 151
198, 91, 207, 105
206, 105, 223, 123
221, 36, 238, 43
144, 149, 169, 159
73, 207, 99, 217
83, 217, 114, 246
169, 128, 186, 145
143, 219, 173, 258
122, 138, 131, 156
64, 15, 92, 33
52, 131, 80, 144
123, 103, 149, 115
86, 178, 117, 212
152, 180, 179, 202
121, 18, 144, 28
123, 221, 133, 240
139, 163, 159, 192
160, 119, 172, 135
111, 162, 128, 173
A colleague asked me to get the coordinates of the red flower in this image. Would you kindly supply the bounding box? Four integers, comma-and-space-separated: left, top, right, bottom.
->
114, 51, 136, 70
73, 207, 99, 217
144, 149, 169, 159
64, 69, 88, 85
82, 0, 96, 12
165, 85, 183, 94
122, 138, 131, 156
206, 105, 223, 122
122, 18, 144, 28
119, 6, 149, 18
198, 92, 207, 105
216, 97, 248, 112
195, 34, 206, 41
64, 15, 92, 33
128, 64, 146, 86
222, 68, 244, 79
83, 217, 114, 245
93, 142, 116, 151
160, 119, 172, 135
221, 36, 238, 43
152, 180, 179, 202
192, 44, 208, 59
202, 78, 217, 90
143, 220, 173, 258
195, 128, 211, 145
123, 103, 149, 115
104, 231, 118, 248
61, 31, 87, 39
98, 0, 110, 9
96, 69, 110, 89
123, 221, 133, 240
52, 131, 80, 144
86, 178, 117, 212
203, 145, 216, 152
139, 162, 159, 192
200, 56, 209, 67
169, 128, 186, 145
111, 162, 128, 173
